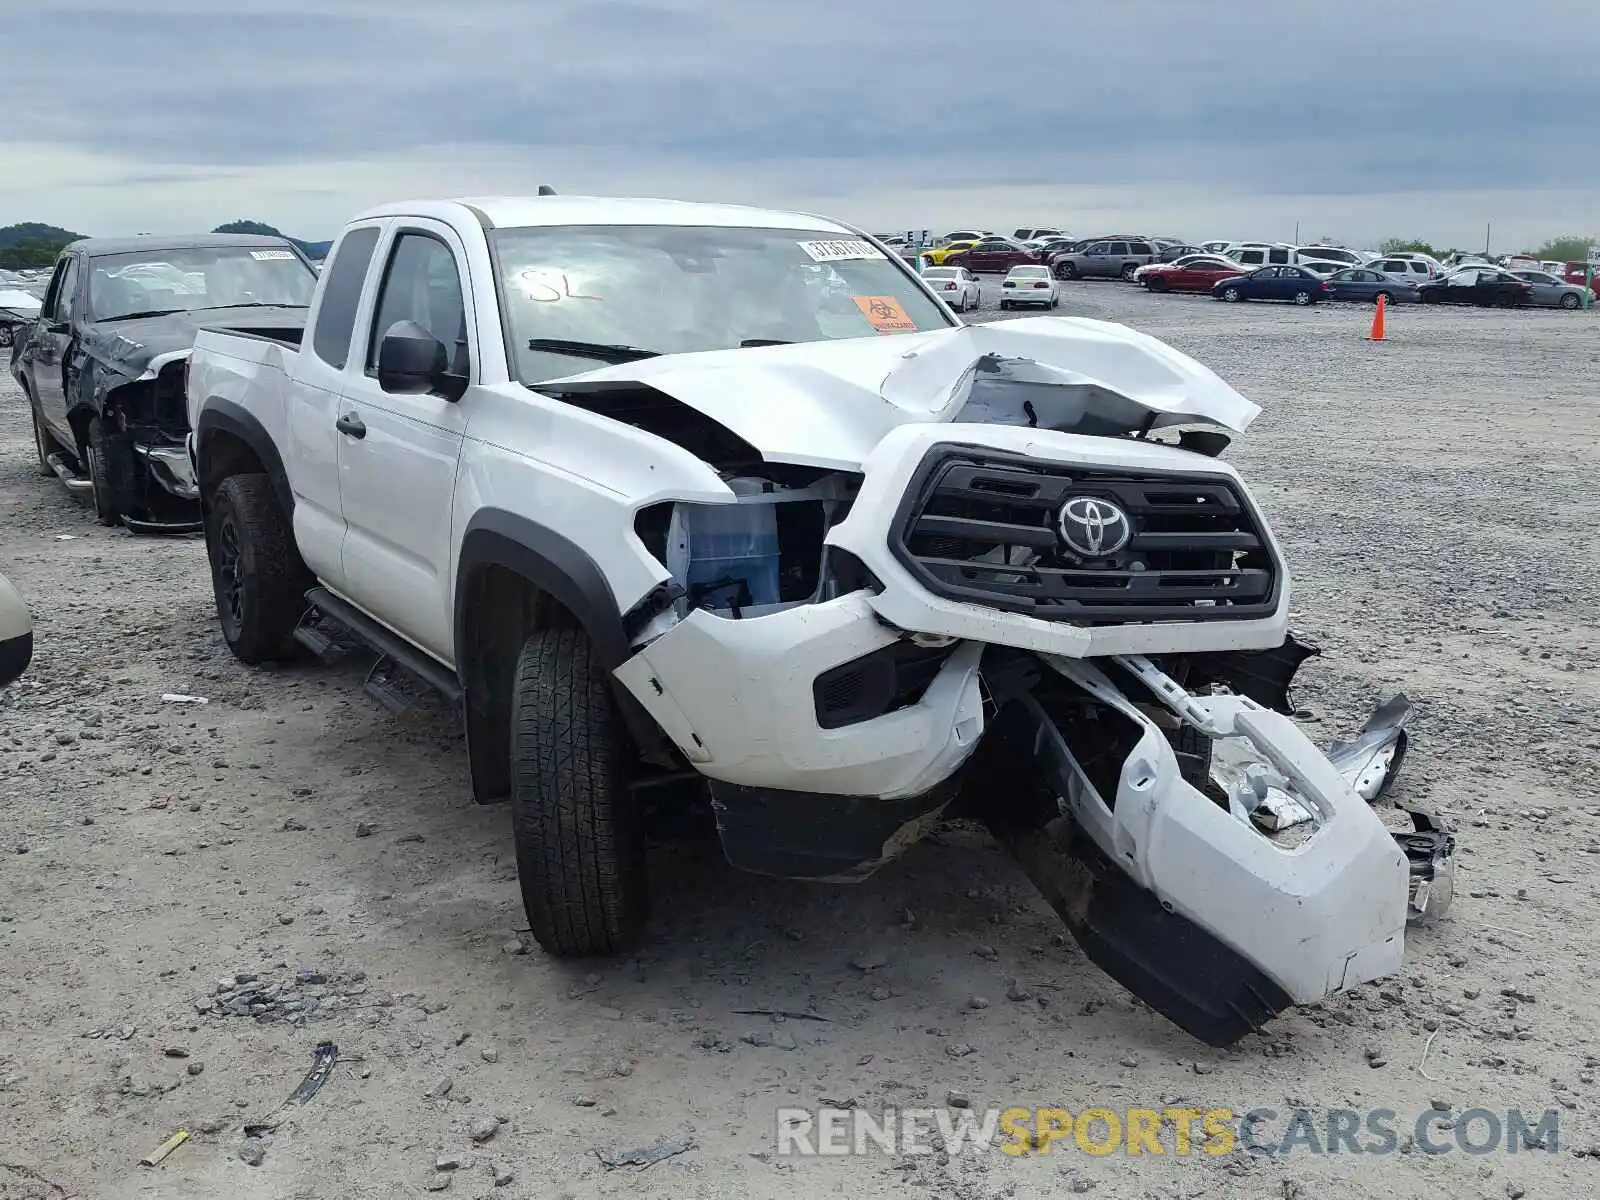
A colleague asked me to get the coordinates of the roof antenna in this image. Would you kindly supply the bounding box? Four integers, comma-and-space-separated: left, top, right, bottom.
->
537, 185, 557, 196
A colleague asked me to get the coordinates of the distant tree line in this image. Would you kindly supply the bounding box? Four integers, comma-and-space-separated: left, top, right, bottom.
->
0, 219, 332, 270
0, 222, 83, 269
1381, 234, 1595, 261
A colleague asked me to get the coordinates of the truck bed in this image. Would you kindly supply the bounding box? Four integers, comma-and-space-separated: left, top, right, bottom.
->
185, 327, 303, 442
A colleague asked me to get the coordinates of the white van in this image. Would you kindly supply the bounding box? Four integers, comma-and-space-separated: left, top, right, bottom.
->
1294, 246, 1364, 267
1225, 242, 1295, 268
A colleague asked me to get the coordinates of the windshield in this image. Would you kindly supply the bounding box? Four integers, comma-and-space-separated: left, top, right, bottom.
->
87, 245, 316, 320
491, 224, 954, 383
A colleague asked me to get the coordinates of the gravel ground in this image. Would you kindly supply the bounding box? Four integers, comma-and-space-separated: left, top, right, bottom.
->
2, 285, 1598, 1200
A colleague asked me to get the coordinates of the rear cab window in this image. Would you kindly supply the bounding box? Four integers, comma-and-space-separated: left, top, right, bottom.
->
311, 225, 383, 368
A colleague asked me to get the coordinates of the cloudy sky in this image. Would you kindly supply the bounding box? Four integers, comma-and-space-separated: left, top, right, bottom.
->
2, 0, 1596, 251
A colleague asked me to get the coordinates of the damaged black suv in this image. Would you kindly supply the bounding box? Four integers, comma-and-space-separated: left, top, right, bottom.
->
11, 234, 316, 532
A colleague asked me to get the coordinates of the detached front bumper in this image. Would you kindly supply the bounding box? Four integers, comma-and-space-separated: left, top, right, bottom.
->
1004, 654, 1421, 1044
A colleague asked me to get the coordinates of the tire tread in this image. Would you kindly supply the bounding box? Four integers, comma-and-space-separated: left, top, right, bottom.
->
510, 626, 646, 957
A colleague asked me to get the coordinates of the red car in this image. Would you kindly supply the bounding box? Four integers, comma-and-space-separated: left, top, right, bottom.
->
1139, 255, 1246, 293
1562, 261, 1598, 298
953, 236, 1042, 273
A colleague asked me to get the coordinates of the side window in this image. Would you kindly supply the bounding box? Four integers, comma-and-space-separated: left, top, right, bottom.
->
1108, 242, 1130, 255
1128, 242, 1152, 255
1268, 248, 1290, 265
311, 225, 382, 368
367, 232, 469, 377
49, 257, 80, 322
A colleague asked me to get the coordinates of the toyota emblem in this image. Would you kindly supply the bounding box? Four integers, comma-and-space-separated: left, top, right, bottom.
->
1057, 496, 1132, 558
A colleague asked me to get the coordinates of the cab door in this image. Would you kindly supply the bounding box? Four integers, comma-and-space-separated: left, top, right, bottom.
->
334, 220, 475, 662
29, 254, 81, 446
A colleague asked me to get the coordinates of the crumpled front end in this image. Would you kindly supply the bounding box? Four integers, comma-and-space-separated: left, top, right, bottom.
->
598, 319, 1451, 1041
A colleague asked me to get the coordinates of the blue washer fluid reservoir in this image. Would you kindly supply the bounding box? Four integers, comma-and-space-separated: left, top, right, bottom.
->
665, 477, 782, 613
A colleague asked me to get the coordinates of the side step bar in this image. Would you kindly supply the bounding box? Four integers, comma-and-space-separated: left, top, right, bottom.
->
46, 454, 94, 494
302, 587, 463, 705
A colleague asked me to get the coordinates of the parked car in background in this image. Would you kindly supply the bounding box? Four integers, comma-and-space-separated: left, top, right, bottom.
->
1012, 227, 1065, 242
1225, 243, 1295, 269
923, 240, 980, 265
938, 230, 990, 246
1198, 240, 1234, 254
921, 264, 982, 311
1296, 260, 1345, 279
1561, 262, 1599, 297
958, 236, 1042, 273
0, 571, 32, 689
10, 233, 318, 532
1051, 238, 1158, 280
998, 264, 1059, 308
1505, 269, 1587, 309
1212, 265, 1330, 305
1323, 267, 1420, 304
1369, 256, 1439, 286
1418, 267, 1532, 306
1294, 246, 1364, 268
1138, 256, 1248, 293
0, 283, 42, 349
1154, 242, 1204, 262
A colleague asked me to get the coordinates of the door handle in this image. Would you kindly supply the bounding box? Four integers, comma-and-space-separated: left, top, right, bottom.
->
335, 412, 366, 439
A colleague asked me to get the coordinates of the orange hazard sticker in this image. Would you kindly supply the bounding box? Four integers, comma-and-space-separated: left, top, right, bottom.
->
853, 295, 917, 333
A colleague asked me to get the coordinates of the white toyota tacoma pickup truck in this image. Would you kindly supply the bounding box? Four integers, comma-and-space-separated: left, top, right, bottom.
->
185, 194, 1453, 1046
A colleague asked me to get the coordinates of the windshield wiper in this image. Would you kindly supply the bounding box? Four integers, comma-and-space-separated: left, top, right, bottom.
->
102, 309, 186, 321
208, 302, 310, 310
739, 338, 793, 347
527, 338, 661, 363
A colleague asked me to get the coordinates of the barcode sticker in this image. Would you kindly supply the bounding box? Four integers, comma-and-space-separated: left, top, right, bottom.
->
249, 249, 295, 261
797, 239, 884, 263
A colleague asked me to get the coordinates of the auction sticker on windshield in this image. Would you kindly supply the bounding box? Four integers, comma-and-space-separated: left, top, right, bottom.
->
248, 249, 296, 261
853, 295, 917, 332
799, 239, 885, 262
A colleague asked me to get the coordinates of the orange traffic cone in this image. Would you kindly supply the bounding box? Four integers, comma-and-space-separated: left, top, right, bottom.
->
1367, 294, 1387, 341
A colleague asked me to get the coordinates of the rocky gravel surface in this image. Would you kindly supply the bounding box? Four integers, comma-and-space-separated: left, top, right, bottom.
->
2, 288, 1597, 1200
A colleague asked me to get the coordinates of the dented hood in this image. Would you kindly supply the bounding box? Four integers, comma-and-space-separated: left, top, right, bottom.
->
536, 316, 1261, 471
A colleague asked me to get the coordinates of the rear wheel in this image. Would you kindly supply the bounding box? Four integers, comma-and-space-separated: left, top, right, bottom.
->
86, 416, 138, 526
511, 624, 648, 957
205, 473, 310, 663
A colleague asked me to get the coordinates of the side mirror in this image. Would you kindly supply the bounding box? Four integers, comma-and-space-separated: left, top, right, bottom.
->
376, 320, 462, 399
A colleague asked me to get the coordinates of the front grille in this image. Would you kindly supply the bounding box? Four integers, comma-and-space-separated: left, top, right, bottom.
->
891, 446, 1279, 624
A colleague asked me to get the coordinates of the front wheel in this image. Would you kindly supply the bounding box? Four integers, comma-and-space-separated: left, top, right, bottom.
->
1221, 286, 1242, 302
1292, 289, 1313, 305
1145, 277, 1167, 293
1375, 291, 1393, 305
1120, 263, 1138, 281
205, 473, 311, 663
511, 624, 648, 957
1559, 292, 1581, 310
86, 416, 139, 526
